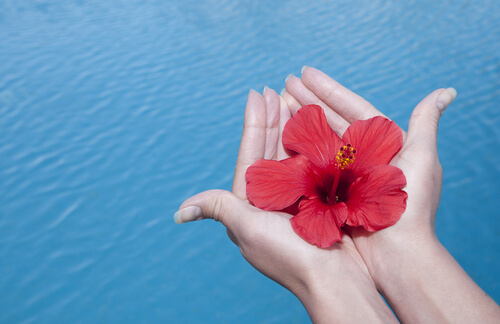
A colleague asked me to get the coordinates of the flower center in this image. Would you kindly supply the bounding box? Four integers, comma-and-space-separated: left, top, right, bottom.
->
327, 144, 357, 203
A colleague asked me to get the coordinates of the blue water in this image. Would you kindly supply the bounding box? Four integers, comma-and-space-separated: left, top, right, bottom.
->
1, 0, 499, 323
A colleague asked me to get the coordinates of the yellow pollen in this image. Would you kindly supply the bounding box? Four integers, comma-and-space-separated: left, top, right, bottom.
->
335, 145, 357, 170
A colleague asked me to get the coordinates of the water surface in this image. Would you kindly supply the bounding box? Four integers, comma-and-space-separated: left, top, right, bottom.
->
1, 1, 499, 323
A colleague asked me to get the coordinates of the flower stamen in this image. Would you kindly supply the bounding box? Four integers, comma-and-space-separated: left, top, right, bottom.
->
336, 144, 357, 170
328, 144, 357, 204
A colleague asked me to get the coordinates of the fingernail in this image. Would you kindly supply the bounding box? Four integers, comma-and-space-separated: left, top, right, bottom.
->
249, 89, 257, 95
285, 74, 294, 83
301, 65, 309, 74
263, 85, 269, 94
436, 87, 457, 111
280, 88, 286, 95
174, 206, 202, 224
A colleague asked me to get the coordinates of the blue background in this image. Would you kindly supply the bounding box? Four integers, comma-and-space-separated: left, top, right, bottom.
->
1, 0, 499, 323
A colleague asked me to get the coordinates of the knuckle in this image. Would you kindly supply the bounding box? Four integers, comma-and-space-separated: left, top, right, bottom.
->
325, 83, 341, 103
405, 142, 438, 166
413, 108, 441, 130
209, 190, 232, 223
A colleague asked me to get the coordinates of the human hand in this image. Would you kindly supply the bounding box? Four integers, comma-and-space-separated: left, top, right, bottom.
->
175, 88, 397, 323
284, 66, 446, 268
284, 66, 500, 322
283, 66, 451, 260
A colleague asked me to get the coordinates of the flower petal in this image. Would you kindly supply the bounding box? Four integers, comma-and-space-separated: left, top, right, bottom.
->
345, 165, 407, 231
342, 116, 402, 171
283, 105, 342, 168
246, 155, 319, 211
291, 199, 348, 248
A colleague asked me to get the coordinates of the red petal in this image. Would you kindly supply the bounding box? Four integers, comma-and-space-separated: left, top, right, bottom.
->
279, 200, 300, 216
283, 105, 342, 168
291, 199, 348, 248
342, 116, 402, 171
345, 165, 407, 231
246, 155, 319, 211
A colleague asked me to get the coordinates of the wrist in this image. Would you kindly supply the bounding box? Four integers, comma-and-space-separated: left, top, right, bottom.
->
369, 230, 441, 288
295, 257, 398, 323
370, 232, 443, 298
350, 216, 440, 289
369, 232, 500, 322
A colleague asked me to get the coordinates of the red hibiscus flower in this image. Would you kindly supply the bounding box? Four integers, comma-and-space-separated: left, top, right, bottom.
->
245, 105, 407, 248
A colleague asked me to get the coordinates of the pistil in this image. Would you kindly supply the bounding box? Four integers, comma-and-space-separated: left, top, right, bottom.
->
328, 144, 356, 204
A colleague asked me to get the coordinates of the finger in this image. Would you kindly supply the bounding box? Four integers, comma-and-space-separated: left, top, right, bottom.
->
281, 90, 302, 115
232, 90, 267, 200
285, 74, 350, 136
406, 88, 457, 152
263, 86, 280, 160
277, 95, 292, 160
175, 189, 254, 232
301, 66, 386, 122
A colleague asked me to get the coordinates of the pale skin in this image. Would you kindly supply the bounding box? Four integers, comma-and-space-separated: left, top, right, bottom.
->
175, 67, 500, 323
176, 87, 397, 324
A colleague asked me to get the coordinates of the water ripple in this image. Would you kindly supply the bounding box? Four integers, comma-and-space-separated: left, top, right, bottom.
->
1, 0, 499, 323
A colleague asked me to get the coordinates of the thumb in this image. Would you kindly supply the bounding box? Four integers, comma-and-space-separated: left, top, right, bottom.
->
406, 88, 457, 150
174, 189, 247, 229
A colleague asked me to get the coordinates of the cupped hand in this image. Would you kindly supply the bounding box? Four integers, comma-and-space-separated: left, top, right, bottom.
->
283, 67, 500, 322
176, 88, 397, 323
283, 66, 454, 273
